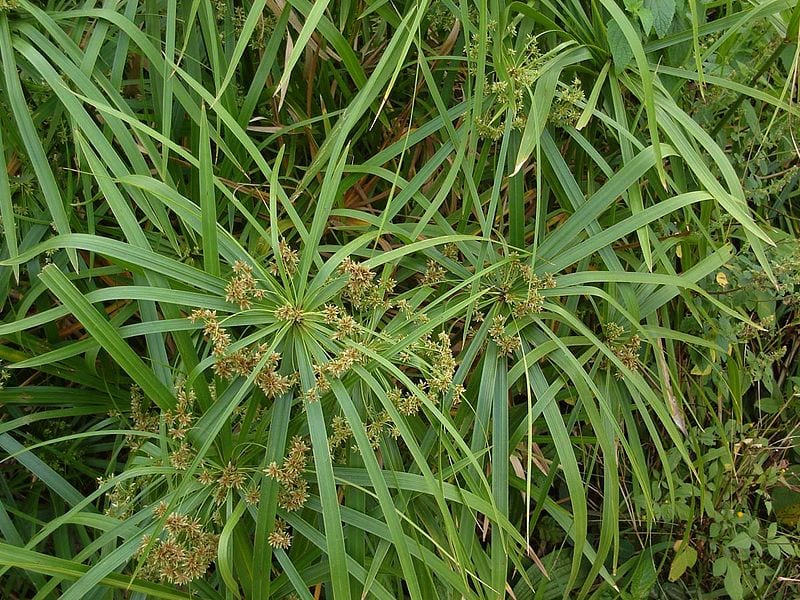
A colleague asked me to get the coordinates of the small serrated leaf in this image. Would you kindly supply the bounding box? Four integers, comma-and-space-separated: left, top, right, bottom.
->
607, 20, 634, 72
713, 556, 729, 577
668, 546, 697, 581
768, 542, 782, 560
644, 0, 676, 38
724, 561, 744, 600
639, 8, 654, 36
728, 531, 751, 551
768, 522, 778, 538
629, 551, 657, 599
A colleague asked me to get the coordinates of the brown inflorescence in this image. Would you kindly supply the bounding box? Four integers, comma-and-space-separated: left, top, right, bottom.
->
264, 436, 311, 512
138, 510, 218, 585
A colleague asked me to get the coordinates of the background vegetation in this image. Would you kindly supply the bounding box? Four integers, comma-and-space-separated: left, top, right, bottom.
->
0, 0, 799, 598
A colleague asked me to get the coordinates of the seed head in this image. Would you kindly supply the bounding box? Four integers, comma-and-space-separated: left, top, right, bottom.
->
268, 519, 292, 549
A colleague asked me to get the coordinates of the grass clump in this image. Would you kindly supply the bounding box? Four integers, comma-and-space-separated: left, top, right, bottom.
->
0, 1, 799, 599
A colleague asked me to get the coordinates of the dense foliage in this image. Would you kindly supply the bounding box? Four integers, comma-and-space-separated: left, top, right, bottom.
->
0, 0, 799, 598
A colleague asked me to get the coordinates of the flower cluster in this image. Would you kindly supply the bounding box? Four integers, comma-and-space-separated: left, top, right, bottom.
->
275, 303, 305, 324
245, 485, 261, 506
747, 346, 787, 381
389, 386, 422, 416
206, 461, 248, 504
338, 258, 393, 310
189, 309, 231, 356
101, 480, 138, 519
442, 243, 459, 259
218, 461, 247, 490
738, 315, 774, 342
256, 353, 295, 399
510, 271, 556, 317
329, 408, 400, 456
169, 442, 194, 470
190, 309, 296, 398
394, 298, 429, 324
427, 2, 456, 41
264, 436, 311, 512
225, 261, 265, 309
329, 415, 353, 452
365, 410, 397, 449
550, 77, 585, 128
752, 242, 800, 305
472, 34, 544, 139
324, 304, 359, 341
213, 0, 275, 52
605, 326, 642, 377
604, 321, 626, 342
268, 519, 292, 549
416, 331, 457, 397
489, 315, 521, 356
129, 384, 158, 444
307, 347, 365, 400
164, 381, 194, 440
123, 384, 161, 452
139, 507, 218, 585
420, 259, 446, 286
490, 257, 556, 318
249, 11, 276, 52
277, 238, 299, 275
474, 116, 506, 142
